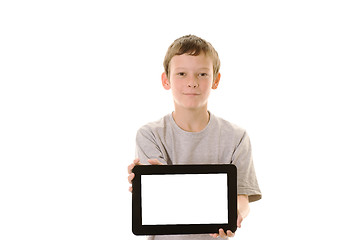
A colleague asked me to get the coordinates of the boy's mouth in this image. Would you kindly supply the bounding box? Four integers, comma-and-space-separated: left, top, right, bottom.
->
183, 93, 200, 96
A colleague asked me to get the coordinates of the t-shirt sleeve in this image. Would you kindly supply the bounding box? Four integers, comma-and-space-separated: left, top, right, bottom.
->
231, 131, 262, 202
135, 126, 167, 165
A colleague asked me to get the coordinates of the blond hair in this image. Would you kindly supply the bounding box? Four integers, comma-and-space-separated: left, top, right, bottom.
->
163, 35, 220, 80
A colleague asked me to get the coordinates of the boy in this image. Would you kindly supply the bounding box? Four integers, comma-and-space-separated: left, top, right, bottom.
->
128, 35, 261, 239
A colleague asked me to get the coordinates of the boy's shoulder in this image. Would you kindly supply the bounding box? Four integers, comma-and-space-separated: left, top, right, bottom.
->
136, 114, 170, 134
212, 113, 247, 138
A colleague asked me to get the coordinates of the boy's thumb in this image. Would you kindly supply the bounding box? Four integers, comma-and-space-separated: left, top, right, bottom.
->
148, 159, 163, 165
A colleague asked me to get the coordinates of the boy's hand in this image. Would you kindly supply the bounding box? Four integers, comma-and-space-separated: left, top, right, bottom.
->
127, 158, 163, 192
209, 212, 244, 238
210, 229, 234, 239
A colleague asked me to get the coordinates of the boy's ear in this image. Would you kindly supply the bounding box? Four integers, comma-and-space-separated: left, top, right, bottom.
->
162, 72, 171, 90
212, 73, 221, 89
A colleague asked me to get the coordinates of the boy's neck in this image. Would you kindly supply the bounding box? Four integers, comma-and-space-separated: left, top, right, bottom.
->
172, 106, 210, 132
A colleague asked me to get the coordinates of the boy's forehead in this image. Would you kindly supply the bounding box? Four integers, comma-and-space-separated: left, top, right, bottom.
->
170, 53, 213, 69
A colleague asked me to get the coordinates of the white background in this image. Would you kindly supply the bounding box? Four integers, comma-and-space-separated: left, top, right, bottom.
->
0, 0, 359, 239
141, 174, 228, 225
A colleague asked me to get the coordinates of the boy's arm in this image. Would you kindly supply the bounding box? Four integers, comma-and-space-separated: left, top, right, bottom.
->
232, 131, 261, 202
129, 126, 167, 192
237, 194, 250, 228
135, 126, 167, 165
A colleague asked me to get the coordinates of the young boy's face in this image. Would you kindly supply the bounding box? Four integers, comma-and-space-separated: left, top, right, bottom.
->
162, 52, 220, 111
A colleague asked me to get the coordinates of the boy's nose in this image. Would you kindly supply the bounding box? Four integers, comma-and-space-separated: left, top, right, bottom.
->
187, 76, 199, 88
187, 82, 199, 88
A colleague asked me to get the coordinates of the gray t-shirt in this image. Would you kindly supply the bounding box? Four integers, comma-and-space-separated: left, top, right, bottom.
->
135, 112, 261, 240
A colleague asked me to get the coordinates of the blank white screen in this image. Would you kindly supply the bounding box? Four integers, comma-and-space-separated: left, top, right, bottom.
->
141, 173, 228, 225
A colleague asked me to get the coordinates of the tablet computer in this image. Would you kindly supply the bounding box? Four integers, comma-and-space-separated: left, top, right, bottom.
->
132, 164, 237, 235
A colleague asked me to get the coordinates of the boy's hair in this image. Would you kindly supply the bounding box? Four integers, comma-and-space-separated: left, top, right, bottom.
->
163, 35, 220, 80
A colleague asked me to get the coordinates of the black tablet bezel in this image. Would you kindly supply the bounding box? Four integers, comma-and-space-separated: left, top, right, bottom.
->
132, 164, 237, 236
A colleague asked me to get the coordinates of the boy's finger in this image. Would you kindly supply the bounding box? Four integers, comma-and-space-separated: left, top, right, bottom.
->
128, 159, 141, 174
134, 158, 140, 165
218, 229, 226, 238
128, 173, 135, 183
226, 230, 234, 237
148, 159, 163, 165
129, 186, 133, 192
128, 163, 134, 174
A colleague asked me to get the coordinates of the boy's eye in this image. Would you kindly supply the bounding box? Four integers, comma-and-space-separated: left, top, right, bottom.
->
177, 72, 186, 76
199, 73, 208, 77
